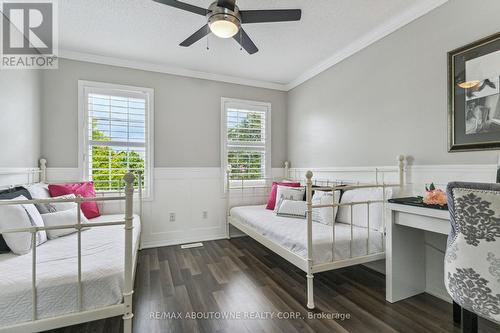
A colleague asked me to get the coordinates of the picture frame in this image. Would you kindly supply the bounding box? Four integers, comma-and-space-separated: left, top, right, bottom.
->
448, 32, 500, 151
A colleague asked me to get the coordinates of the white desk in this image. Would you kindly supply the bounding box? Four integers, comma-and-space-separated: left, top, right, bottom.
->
386, 203, 451, 303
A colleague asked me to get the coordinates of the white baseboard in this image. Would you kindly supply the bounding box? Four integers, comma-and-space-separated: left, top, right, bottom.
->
141, 230, 248, 249
141, 233, 228, 250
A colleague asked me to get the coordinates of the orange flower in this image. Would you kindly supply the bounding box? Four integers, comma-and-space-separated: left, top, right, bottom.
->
423, 189, 448, 206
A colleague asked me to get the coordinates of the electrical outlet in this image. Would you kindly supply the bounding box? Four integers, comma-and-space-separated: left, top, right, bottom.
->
202, 211, 208, 219
169, 213, 176, 222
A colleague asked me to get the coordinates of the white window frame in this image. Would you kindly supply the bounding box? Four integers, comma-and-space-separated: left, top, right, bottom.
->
221, 97, 272, 189
78, 80, 154, 199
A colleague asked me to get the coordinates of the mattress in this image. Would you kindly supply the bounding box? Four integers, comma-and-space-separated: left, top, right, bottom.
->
230, 205, 383, 264
0, 214, 141, 327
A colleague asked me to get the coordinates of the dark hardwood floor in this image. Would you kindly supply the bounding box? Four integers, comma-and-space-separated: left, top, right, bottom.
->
45, 237, 499, 333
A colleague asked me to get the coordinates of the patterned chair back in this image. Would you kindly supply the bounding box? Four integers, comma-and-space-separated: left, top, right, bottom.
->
445, 182, 500, 325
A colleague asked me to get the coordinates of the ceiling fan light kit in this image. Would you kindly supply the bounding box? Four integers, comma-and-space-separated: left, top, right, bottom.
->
208, 2, 240, 39
153, 0, 301, 54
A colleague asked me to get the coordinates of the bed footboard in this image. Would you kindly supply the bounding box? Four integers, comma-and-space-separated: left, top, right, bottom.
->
304, 156, 406, 309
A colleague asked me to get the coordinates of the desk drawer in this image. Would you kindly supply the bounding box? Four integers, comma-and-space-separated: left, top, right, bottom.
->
394, 211, 450, 235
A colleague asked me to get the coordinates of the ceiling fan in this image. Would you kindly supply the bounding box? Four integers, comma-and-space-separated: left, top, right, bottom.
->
153, 0, 302, 54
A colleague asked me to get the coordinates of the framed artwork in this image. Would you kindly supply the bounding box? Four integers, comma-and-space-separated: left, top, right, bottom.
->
448, 32, 500, 151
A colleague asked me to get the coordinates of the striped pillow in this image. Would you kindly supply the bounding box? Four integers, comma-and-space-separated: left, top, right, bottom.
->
276, 199, 307, 219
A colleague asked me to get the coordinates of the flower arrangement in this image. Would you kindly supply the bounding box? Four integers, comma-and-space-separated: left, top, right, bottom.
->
423, 183, 448, 206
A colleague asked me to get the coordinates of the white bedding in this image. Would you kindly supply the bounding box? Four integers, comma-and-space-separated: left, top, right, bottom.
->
0, 214, 141, 327
230, 205, 383, 264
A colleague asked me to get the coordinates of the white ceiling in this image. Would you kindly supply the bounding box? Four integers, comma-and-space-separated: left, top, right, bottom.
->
58, 0, 445, 89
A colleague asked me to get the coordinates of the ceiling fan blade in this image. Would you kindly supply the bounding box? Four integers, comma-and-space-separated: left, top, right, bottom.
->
217, 0, 235, 12
233, 29, 258, 54
153, 0, 207, 16
240, 9, 301, 23
180, 25, 210, 47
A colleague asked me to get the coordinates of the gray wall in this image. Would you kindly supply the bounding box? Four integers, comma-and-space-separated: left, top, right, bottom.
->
0, 70, 41, 167
287, 0, 500, 167
42, 59, 287, 168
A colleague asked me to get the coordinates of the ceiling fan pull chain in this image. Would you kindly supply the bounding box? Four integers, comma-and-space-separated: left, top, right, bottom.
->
206, 25, 210, 51
240, 29, 242, 51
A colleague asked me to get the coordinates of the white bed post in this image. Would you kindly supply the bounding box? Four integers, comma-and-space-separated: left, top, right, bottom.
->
137, 171, 143, 222
305, 170, 315, 310
397, 155, 405, 186
123, 172, 135, 333
226, 166, 231, 240
39, 159, 47, 183
284, 161, 290, 180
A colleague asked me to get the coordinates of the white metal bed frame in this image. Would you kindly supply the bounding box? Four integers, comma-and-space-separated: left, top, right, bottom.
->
226, 156, 406, 309
0, 159, 142, 333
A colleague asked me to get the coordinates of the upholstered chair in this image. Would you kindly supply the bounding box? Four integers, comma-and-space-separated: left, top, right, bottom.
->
445, 182, 500, 333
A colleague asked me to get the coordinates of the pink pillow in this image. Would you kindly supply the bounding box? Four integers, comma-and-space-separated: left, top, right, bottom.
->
48, 182, 100, 219
266, 182, 301, 210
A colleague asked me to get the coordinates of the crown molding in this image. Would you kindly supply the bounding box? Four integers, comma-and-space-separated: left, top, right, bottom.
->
285, 0, 449, 90
58, 49, 289, 91
59, 0, 448, 92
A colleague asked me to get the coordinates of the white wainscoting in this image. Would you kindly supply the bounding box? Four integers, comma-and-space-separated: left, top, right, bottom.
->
45, 167, 284, 249
0, 168, 41, 188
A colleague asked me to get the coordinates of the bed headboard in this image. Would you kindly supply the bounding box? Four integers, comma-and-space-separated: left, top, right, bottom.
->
0, 161, 44, 190
285, 155, 406, 186
225, 155, 407, 211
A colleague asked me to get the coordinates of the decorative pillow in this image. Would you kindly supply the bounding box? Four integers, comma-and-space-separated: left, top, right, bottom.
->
41, 209, 89, 239
336, 187, 392, 231
0, 195, 47, 255
0, 237, 8, 254
266, 182, 301, 210
312, 190, 341, 225
0, 187, 32, 201
25, 183, 52, 214
48, 182, 100, 219
274, 185, 305, 212
0, 187, 33, 253
21, 197, 48, 246
48, 194, 78, 212
276, 199, 307, 218
25, 183, 50, 214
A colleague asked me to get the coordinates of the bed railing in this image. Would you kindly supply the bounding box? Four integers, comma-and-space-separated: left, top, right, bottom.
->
226, 155, 406, 309
0, 168, 141, 333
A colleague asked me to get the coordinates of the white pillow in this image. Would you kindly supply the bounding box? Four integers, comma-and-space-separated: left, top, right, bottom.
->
22, 197, 48, 246
41, 209, 89, 239
0, 195, 47, 255
25, 183, 52, 214
274, 186, 305, 212
48, 194, 78, 212
25, 184, 78, 214
336, 188, 392, 231
312, 190, 340, 225
276, 199, 307, 218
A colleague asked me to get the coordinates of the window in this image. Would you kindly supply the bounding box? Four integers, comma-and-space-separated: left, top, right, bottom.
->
79, 81, 154, 197
221, 98, 271, 184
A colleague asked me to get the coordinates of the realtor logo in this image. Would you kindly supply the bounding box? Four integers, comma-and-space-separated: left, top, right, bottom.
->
1, 0, 58, 69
